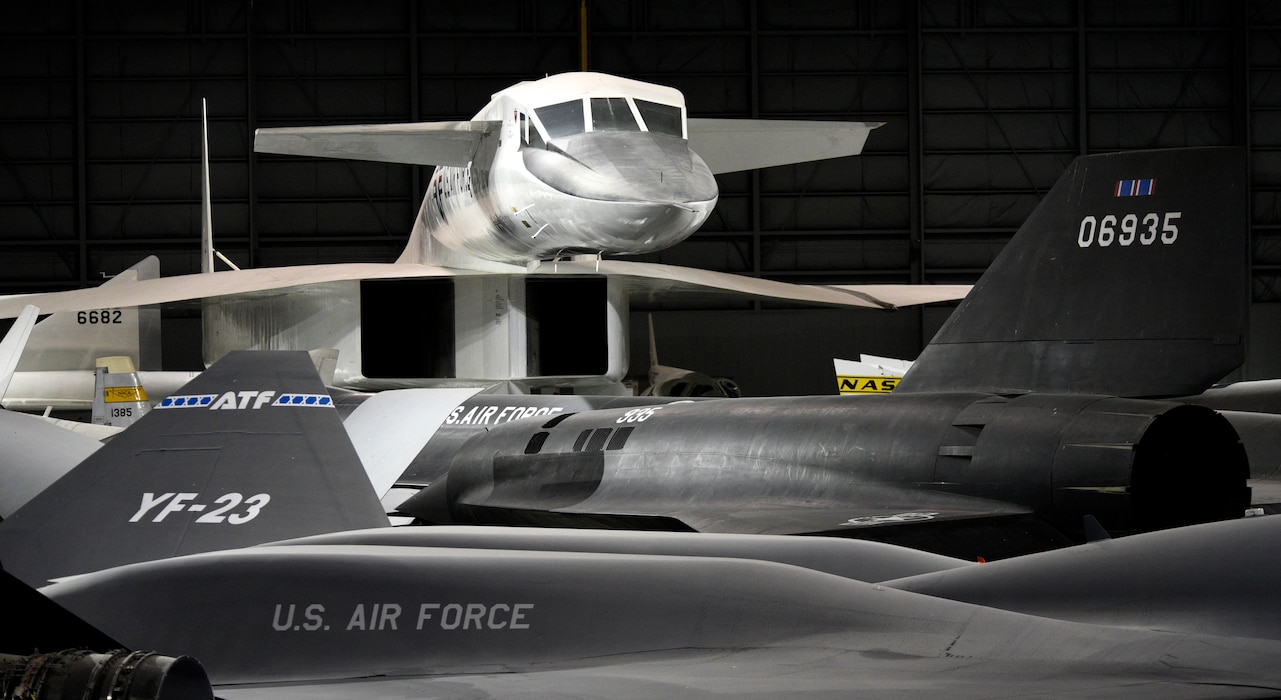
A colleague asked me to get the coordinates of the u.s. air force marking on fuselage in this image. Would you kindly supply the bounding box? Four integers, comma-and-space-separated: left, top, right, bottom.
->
445, 404, 564, 426
271, 602, 534, 632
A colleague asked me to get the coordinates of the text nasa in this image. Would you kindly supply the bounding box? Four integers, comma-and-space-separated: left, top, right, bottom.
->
272, 601, 533, 632
444, 404, 564, 426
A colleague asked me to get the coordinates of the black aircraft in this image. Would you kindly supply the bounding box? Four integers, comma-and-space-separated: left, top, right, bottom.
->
7, 349, 1281, 697
397, 147, 1253, 559
0, 351, 391, 586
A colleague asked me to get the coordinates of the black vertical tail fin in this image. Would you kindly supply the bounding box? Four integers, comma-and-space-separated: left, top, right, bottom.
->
0, 351, 388, 586
896, 147, 1247, 397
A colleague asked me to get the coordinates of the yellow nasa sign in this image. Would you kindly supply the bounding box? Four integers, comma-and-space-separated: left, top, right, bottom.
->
837, 375, 899, 395
103, 386, 148, 403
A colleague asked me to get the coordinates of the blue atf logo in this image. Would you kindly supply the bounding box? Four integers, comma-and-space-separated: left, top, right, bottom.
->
273, 393, 334, 407
156, 394, 216, 409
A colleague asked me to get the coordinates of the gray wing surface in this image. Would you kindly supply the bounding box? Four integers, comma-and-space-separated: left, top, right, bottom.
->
44, 538, 1281, 699
0, 260, 968, 319
254, 121, 501, 167
0, 263, 461, 317
885, 514, 1281, 641
687, 118, 882, 175
0, 408, 102, 518
216, 652, 1281, 700
266, 525, 972, 583
0, 304, 101, 518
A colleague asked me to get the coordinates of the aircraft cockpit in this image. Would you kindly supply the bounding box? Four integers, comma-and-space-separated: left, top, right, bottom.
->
518, 96, 686, 149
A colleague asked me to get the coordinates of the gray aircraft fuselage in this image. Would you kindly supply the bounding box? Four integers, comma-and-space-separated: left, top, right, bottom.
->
403, 392, 1248, 558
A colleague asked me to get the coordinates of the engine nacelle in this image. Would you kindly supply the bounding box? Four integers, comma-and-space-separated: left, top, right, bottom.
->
943, 394, 1250, 535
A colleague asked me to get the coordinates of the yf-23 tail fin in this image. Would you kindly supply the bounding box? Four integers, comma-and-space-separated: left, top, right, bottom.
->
0, 351, 389, 586
897, 147, 1247, 398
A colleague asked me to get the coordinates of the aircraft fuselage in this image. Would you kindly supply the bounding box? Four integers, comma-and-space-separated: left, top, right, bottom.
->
404, 392, 1250, 558
416, 73, 718, 264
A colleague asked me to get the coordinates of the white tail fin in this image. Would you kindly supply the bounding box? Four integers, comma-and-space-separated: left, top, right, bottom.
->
16, 257, 160, 373
0, 305, 39, 401
91, 355, 150, 428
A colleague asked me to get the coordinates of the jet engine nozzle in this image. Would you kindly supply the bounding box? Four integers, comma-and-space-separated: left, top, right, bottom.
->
947, 395, 1251, 535
0, 650, 212, 700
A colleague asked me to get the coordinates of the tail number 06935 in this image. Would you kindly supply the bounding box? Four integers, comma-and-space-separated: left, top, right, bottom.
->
1078, 212, 1180, 248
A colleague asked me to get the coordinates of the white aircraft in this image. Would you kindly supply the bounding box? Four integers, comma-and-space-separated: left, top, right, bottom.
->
0, 73, 969, 396
639, 314, 740, 397
1, 256, 200, 413
834, 354, 913, 395
260, 71, 869, 270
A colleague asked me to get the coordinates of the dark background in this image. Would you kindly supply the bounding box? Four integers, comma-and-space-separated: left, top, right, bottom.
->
3, 1, 1279, 394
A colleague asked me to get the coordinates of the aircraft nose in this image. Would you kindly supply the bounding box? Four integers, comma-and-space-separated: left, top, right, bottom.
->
523, 131, 718, 205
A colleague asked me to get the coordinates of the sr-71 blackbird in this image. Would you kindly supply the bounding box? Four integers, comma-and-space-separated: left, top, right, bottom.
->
4, 352, 1281, 698
394, 146, 1254, 558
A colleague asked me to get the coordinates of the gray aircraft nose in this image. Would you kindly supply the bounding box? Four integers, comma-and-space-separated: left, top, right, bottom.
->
523, 131, 718, 205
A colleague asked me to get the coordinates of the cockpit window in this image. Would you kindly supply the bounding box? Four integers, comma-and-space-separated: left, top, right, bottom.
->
591, 97, 639, 132
536, 100, 586, 138
519, 112, 546, 149
636, 100, 683, 137
530, 96, 684, 141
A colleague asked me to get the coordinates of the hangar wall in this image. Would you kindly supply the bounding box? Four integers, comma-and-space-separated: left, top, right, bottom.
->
1, 1, 1278, 394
